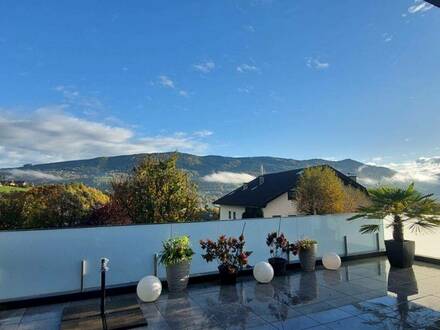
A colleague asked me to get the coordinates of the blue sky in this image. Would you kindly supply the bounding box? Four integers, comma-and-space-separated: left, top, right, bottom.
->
0, 0, 439, 171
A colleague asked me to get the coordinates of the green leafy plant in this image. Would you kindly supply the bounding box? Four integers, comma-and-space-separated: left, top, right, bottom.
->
290, 239, 317, 255
159, 235, 195, 266
348, 183, 440, 241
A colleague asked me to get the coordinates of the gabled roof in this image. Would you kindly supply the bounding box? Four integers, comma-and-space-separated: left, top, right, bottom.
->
214, 165, 367, 208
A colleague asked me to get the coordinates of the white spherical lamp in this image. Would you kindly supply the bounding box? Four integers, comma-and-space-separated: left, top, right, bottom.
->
322, 252, 341, 270
253, 261, 274, 283
137, 275, 162, 302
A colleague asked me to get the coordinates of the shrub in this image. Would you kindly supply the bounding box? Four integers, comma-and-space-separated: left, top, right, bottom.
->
86, 200, 132, 226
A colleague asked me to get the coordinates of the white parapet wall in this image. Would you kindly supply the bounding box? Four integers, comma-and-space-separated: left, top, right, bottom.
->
0, 214, 384, 302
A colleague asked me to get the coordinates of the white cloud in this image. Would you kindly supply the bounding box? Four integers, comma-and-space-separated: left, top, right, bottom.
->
202, 171, 255, 184
382, 33, 393, 43
357, 177, 380, 186
408, 0, 434, 14
236, 64, 260, 73
243, 25, 255, 32
193, 61, 216, 74
179, 90, 189, 97
54, 85, 104, 114
0, 107, 210, 168
5, 169, 63, 181
193, 130, 213, 137
362, 157, 440, 185
158, 75, 175, 88
237, 86, 253, 94
306, 57, 329, 70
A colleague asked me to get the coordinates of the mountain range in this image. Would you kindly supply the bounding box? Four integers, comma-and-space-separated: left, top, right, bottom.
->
0, 152, 397, 203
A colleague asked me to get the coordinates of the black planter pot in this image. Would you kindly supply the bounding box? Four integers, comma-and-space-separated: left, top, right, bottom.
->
218, 265, 238, 285
385, 240, 415, 268
268, 257, 287, 276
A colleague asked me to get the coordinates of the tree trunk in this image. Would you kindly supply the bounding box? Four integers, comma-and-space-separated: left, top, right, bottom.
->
392, 215, 404, 242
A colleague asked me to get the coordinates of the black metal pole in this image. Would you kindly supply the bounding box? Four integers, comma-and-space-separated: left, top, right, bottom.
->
100, 258, 109, 330
100, 262, 106, 316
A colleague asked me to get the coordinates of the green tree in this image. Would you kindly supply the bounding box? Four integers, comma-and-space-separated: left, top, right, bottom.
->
296, 166, 345, 215
111, 154, 200, 223
0, 183, 109, 229
348, 183, 440, 241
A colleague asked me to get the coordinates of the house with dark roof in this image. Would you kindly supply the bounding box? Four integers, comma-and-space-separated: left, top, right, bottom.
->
214, 165, 367, 220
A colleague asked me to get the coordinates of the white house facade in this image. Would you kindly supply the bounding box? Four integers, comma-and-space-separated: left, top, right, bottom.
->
219, 205, 246, 220
218, 192, 299, 220
214, 166, 365, 220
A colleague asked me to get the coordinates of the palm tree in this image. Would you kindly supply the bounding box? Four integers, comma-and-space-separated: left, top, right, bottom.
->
348, 183, 440, 241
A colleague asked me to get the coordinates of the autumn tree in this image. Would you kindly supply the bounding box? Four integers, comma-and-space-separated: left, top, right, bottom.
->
342, 185, 371, 212
111, 154, 200, 223
296, 166, 370, 215
0, 183, 109, 229
295, 166, 346, 215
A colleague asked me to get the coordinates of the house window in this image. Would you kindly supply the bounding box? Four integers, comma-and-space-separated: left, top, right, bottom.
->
228, 211, 232, 219
233, 211, 236, 219
287, 190, 295, 200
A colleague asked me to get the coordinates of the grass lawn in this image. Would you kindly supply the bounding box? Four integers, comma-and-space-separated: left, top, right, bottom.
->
0, 186, 29, 193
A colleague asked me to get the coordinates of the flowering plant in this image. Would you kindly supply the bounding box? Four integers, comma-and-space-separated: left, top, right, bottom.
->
266, 232, 290, 258
290, 239, 317, 255
200, 234, 252, 273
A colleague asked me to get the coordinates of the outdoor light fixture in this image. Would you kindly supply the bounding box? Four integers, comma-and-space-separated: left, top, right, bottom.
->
253, 261, 274, 283
322, 252, 341, 270
137, 275, 162, 302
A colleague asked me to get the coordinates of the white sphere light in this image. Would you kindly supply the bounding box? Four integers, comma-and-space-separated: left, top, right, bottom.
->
137, 275, 162, 302
322, 252, 341, 270
253, 261, 274, 283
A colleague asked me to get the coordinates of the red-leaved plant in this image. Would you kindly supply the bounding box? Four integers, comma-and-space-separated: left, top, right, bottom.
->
266, 232, 290, 258
200, 234, 252, 274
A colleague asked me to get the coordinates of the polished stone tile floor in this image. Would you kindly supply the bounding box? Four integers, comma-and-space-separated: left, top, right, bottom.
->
1, 256, 440, 329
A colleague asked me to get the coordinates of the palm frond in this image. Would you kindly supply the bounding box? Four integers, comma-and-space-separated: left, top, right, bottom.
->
408, 219, 440, 233
348, 183, 440, 236
359, 224, 380, 234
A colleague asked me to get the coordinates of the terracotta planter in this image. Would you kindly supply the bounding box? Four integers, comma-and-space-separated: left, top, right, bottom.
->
268, 257, 287, 276
298, 244, 317, 272
166, 261, 190, 292
218, 265, 238, 285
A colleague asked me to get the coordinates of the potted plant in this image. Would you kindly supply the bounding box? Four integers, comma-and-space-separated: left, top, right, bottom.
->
266, 232, 290, 276
291, 239, 317, 271
159, 235, 194, 292
348, 183, 440, 268
200, 234, 252, 284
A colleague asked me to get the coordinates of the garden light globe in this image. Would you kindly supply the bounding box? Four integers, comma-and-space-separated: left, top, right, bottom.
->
137, 275, 162, 302
322, 252, 341, 270
253, 261, 274, 283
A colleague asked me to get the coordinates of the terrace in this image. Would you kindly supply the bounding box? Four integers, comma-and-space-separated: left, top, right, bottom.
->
1, 256, 440, 329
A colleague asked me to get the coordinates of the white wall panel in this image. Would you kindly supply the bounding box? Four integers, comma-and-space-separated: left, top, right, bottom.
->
0, 214, 383, 302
